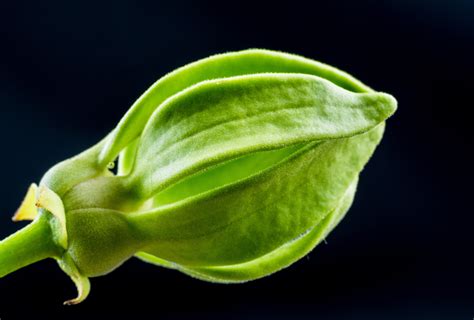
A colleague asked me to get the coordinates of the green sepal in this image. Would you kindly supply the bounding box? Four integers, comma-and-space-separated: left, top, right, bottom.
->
57, 252, 91, 305
36, 186, 68, 249
11, 184, 69, 249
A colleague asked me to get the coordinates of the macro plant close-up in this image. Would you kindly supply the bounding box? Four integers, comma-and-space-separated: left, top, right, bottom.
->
1, 1, 473, 319
0, 49, 396, 304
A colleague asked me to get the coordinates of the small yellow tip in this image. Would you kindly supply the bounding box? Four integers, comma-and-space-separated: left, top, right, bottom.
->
12, 183, 39, 222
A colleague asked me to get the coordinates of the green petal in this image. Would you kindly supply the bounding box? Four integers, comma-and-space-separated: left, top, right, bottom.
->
101, 49, 373, 167
136, 176, 357, 282
127, 74, 395, 199
128, 124, 385, 267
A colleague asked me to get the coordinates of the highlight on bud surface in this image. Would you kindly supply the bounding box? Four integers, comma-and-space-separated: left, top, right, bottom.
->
0, 49, 397, 304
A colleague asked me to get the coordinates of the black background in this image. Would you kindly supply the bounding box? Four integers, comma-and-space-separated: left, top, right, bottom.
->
0, 0, 472, 319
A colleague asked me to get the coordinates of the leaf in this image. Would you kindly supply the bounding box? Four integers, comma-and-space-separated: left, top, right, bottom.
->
128, 124, 385, 267
125, 73, 395, 199
101, 49, 373, 167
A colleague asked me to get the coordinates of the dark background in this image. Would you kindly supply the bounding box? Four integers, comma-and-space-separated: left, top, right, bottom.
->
0, 0, 472, 319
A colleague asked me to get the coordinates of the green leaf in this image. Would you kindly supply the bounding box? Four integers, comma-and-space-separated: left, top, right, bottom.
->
125, 73, 395, 199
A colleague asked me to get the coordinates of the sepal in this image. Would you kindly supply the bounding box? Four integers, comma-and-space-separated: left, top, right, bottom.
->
12, 184, 68, 250
57, 253, 91, 305
12, 183, 39, 221
36, 185, 68, 249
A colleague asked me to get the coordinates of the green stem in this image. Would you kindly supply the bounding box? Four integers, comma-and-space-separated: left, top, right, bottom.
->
0, 214, 62, 278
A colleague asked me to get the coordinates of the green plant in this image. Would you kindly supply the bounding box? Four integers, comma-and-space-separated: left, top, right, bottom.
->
0, 49, 397, 304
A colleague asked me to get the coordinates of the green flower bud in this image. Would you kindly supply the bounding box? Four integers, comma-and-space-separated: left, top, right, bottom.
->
0, 49, 397, 304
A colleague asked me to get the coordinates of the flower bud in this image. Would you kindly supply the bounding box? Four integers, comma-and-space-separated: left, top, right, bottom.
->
0, 49, 397, 304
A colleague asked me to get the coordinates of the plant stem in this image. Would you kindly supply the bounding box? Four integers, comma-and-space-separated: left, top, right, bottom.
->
0, 214, 62, 278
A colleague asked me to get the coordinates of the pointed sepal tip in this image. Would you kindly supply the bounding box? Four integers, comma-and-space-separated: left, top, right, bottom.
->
58, 253, 91, 305
12, 183, 39, 222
